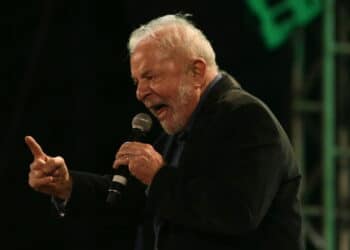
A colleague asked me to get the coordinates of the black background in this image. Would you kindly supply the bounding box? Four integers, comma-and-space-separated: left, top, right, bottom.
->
1, 1, 318, 249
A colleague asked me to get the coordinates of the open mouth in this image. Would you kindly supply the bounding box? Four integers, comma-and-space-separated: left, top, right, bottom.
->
150, 104, 168, 118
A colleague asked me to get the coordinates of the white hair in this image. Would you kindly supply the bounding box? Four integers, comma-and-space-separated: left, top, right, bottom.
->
128, 13, 218, 70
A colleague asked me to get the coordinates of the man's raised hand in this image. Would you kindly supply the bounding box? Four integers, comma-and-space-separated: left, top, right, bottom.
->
25, 136, 72, 200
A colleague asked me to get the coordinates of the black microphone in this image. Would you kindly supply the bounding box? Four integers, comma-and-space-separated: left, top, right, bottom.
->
106, 112, 153, 205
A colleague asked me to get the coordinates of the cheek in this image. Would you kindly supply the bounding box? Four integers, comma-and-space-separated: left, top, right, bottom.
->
158, 85, 179, 104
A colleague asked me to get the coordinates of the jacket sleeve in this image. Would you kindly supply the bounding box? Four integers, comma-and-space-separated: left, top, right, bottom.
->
60, 170, 147, 226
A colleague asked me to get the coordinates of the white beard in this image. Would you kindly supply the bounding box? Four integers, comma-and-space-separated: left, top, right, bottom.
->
160, 79, 195, 135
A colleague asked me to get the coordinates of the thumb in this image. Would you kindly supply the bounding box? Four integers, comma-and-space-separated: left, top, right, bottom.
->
24, 136, 47, 160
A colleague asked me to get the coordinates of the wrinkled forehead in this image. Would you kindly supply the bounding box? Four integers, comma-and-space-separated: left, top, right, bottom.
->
130, 27, 190, 75
129, 42, 174, 80
130, 39, 171, 67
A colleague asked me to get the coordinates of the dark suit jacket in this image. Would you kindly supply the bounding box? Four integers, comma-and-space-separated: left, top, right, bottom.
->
66, 72, 304, 250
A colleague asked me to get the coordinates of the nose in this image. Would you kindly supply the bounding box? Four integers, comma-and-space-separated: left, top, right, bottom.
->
136, 81, 150, 102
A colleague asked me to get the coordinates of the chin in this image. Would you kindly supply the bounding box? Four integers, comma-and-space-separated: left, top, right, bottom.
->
160, 121, 185, 135
161, 124, 177, 135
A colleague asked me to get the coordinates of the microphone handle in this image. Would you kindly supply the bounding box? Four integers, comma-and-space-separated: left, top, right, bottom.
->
106, 165, 131, 205
106, 129, 146, 205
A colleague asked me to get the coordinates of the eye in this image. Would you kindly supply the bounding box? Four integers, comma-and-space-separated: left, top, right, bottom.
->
144, 74, 154, 81
137, 71, 160, 85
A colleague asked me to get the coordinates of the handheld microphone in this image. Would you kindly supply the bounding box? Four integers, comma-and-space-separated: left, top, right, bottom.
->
106, 112, 153, 205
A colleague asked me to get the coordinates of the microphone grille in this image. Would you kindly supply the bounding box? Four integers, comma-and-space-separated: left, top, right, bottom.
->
131, 113, 153, 133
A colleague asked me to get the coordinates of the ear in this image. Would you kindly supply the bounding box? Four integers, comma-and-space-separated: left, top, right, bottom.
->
190, 58, 206, 88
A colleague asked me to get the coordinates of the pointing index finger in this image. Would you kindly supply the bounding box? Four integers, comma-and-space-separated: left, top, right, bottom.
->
24, 136, 47, 160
